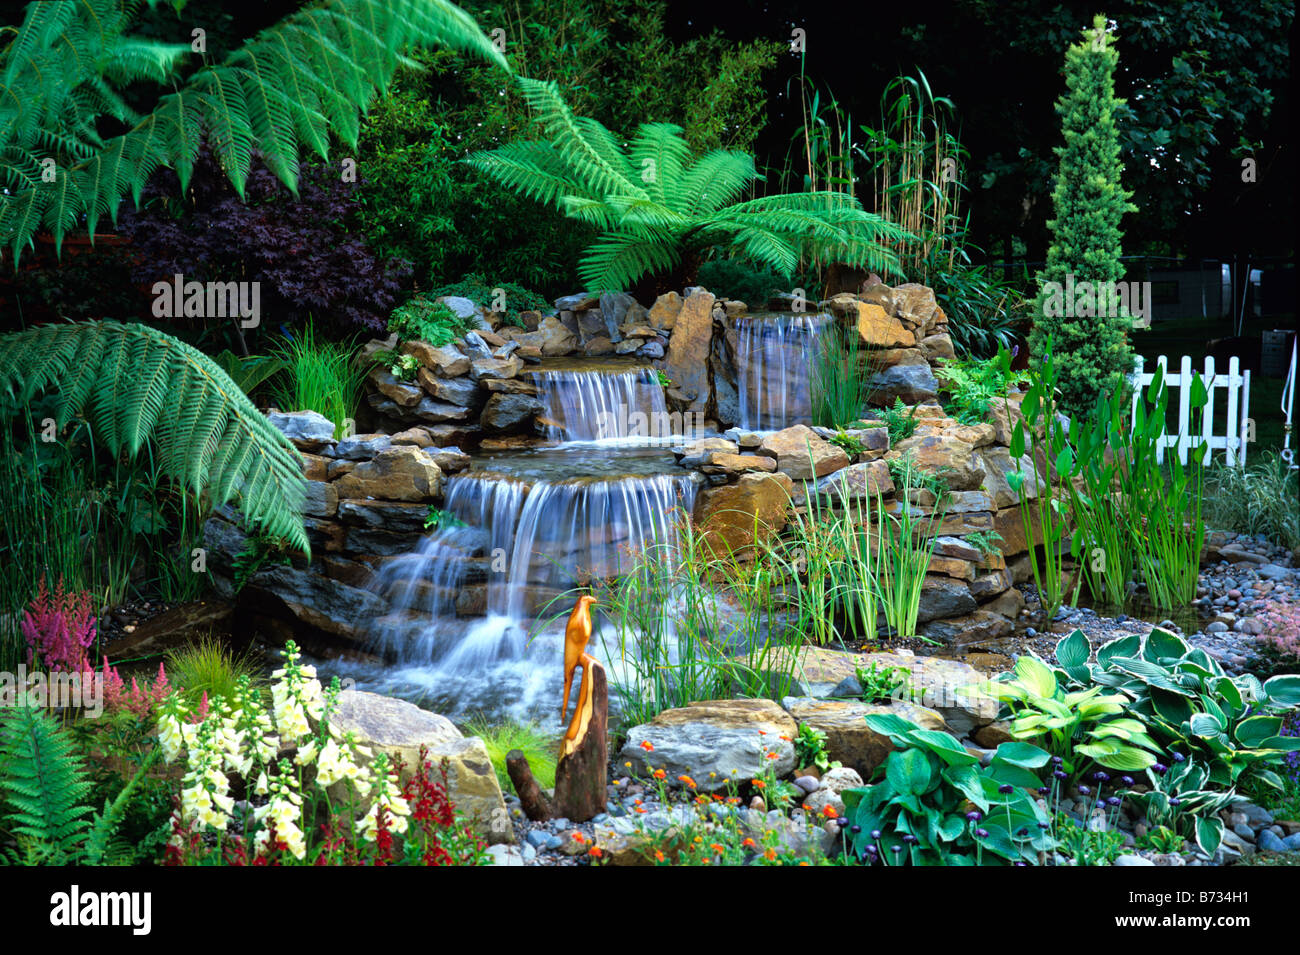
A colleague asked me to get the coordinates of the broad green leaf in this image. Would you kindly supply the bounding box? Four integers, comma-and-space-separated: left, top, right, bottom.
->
886, 747, 934, 796
991, 741, 1052, 769
863, 712, 922, 743
1195, 816, 1223, 856
1097, 634, 1141, 668
1015, 655, 1057, 699
1263, 675, 1300, 706
1055, 629, 1090, 670
908, 729, 980, 767
1145, 628, 1191, 662
1188, 712, 1224, 738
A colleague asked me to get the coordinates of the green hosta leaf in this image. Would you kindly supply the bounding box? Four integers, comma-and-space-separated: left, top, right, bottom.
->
886, 747, 934, 796
936, 813, 966, 842
1110, 657, 1196, 696
1213, 677, 1244, 714
986, 762, 1043, 790
908, 729, 980, 767
942, 764, 987, 810
1259, 736, 1300, 752
1263, 675, 1300, 706
1251, 768, 1285, 791
1149, 687, 1198, 724
1014, 655, 1057, 699
1188, 712, 1225, 738
1097, 634, 1142, 668
1144, 628, 1191, 663
1233, 715, 1282, 748
1076, 742, 1157, 771
1194, 815, 1223, 856
863, 712, 921, 744
991, 741, 1052, 769
1056, 629, 1090, 670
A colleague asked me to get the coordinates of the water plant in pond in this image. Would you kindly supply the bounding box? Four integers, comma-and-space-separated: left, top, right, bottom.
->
875, 455, 944, 641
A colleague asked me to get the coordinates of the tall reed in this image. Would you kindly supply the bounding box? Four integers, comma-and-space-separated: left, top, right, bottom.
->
269, 321, 367, 439
874, 454, 943, 640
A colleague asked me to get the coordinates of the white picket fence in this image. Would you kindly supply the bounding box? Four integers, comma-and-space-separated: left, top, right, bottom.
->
1131, 355, 1251, 467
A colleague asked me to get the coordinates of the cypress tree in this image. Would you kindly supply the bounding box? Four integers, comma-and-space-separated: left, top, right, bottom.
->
1030, 14, 1138, 419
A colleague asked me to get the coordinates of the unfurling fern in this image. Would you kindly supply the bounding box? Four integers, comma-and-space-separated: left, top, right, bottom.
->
466, 77, 911, 292
0, 705, 93, 864
1, 0, 510, 261
0, 321, 310, 554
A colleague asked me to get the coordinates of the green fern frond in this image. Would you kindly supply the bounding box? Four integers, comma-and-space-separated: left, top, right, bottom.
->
83, 748, 161, 866
1, 0, 509, 262
0, 321, 310, 554
469, 80, 911, 292
0, 705, 93, 863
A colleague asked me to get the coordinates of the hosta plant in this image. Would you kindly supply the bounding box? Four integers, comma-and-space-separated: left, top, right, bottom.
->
975, 631, 1162, 777
1125, 754, 1236, 857
841, 714, 1055, 866
1078, 628, 1300, 791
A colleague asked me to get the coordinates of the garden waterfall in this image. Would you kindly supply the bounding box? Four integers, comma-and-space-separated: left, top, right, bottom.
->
360, 365, 698, 718
734, 312, 831, 431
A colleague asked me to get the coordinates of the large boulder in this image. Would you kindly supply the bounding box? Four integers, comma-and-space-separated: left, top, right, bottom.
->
480, 393, 542, 431
915, 575, 978, 622
660, 290, 715, 414
268, 410, 336, 449
243, 564, 386, 645
814, 460, 894, 502
887, 433, 985, 490
867, 361, 939, 405
782, 697, 948, 779
326, 690, 512, 844
402, 340, 470, 377
333, 447, 442, 502
758, 424, 850, 480
648, 291, 684, 331
694, 472, 793, 556
854, 302, 916, 348
620, 699, 797, 792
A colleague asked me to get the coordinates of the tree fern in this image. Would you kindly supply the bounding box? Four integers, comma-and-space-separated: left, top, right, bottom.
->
467, 77, 911, 292
1, 0, 509, 261
0, 321, 311, 554
0, 704, 93, 864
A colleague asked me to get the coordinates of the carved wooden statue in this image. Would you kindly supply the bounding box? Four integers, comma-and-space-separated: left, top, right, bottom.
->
553, 594, 607, 822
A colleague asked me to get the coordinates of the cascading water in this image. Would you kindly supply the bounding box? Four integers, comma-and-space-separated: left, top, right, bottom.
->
735, 312, 832, 430
533, 366, 674, 443
365, 469, 698, 718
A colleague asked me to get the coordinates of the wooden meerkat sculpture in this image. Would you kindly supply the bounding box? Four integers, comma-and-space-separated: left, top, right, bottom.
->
553, 593, 607, 821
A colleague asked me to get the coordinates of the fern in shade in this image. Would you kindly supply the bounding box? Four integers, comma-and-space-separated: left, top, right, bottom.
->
0, 0, 509, 261
467, 77, 911, 292
0, 704, 93, 864
0, 321, 310, 554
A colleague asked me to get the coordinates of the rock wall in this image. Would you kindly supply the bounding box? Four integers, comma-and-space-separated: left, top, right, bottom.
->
208, 283, 1044, 653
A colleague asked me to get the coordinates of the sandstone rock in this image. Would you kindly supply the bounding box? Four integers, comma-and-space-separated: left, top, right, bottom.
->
599, 291, 639, 341
390, 427, 433, 448
973, 721, 1015, 748
410, 397, 471, 424
302, 480, 338, 518
337, 500, 429, 534
469, 355, 523, 380
867, 363, 939, 405
402, 340, 470, 377
583, 336, 615, 357
426, 446, 471, 473
648, 291, 683, 330
699, 452, 778, 475
888, 434, 985, 490
619, 699, 797, 791
480, 393, 542, 431
369, 368, 426, 408
758, 424, 851, 480
782, 697, 948, 779
301, 453, 330, 481
661, 290, 715, 414
417, 370, 479, 407
855, 302, 915, 348
917, 333, 956, 363
893, 283, 940, 333
333, 433, 393, 460
268, 410, 336, 449
333, 447, 442, 502
814, 460, 894, 502
326, 690, 511, 844
694, 472, 793, 556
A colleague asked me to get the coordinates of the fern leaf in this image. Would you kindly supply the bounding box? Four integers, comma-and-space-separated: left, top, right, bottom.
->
0, 321, 310, 553
0, 705, 92, 862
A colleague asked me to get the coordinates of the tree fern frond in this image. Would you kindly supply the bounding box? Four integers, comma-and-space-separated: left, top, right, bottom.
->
578, 231, 680, 294
1, 0, 510, 261
0, 321, 310, 553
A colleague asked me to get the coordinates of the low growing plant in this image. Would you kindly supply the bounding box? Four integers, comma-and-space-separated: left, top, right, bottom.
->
1125, 753, 1236, 856
794, 724, 838, 775
856, 660, 910, 704
936, 346, 1027, 425
841, 713, 1055, 865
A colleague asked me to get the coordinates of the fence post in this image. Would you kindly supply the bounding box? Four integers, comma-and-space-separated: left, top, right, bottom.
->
1156, 355, 1168, 465
1240, 368, 1251, 468
1200, 356, 1215, 465
1225, 356, 1241, 467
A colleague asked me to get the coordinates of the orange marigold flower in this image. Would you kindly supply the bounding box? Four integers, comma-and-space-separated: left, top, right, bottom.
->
711, 794, 723, 803
677, 775, 697, 789
653, 768, 666, 780
655, 850, 666, 862
571, 832, 587, 844
778, 734, 792, 742
639, 740, 654, 751
635, 806, 647, 813
751, 779, 766, 789
757, 730, 767, 735
742, 837, 757, 848
695, 795, 709, 805
821, 805, 839, 819
764, 848, 777, 861
710, 843, 725, 853
765, 751, 779, 760
588, 846, 603, 858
